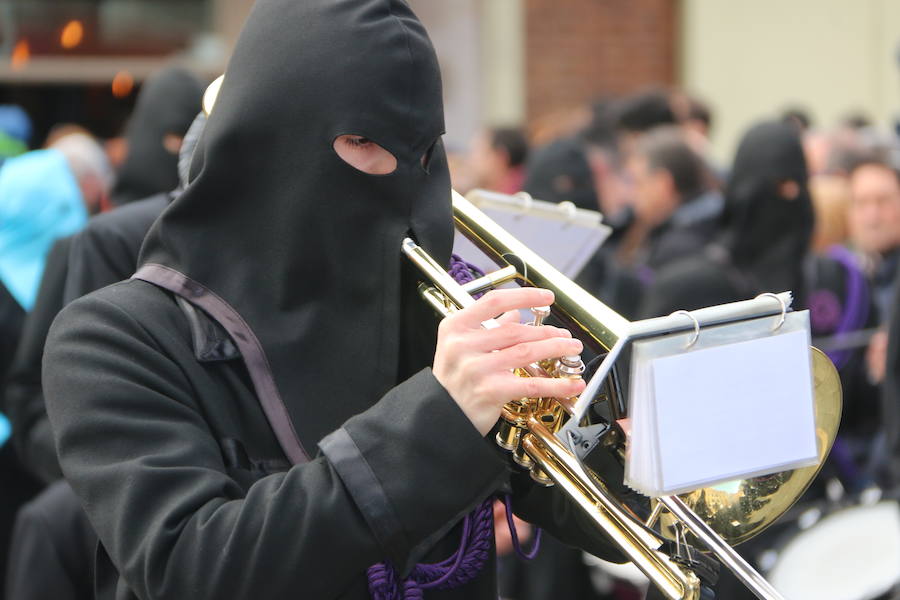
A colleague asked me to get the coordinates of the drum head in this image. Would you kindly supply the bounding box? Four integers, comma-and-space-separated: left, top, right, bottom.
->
768, 501, 900, 600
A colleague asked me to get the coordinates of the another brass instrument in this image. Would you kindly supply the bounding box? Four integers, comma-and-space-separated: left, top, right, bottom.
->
402, 190, 842, 600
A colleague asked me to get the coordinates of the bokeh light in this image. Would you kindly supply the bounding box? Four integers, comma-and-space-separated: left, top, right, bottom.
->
111, 71, 135, 98
10, 40, 30, 71
60, 20, 85, 50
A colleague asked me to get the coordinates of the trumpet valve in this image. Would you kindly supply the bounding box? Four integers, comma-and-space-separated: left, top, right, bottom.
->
497, 400, 529, 452
529, 305, 551, 327
529, 466, 554, 487
513, 443, 536, 469
495, 419, 523, 451
558, 354, 585, 379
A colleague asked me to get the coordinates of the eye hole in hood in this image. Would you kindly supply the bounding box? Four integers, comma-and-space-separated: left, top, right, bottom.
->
333, 134, 397, 175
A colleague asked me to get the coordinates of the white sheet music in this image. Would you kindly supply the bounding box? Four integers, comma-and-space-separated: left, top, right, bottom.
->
626, 313, 819, 497
452, 207, 609, 279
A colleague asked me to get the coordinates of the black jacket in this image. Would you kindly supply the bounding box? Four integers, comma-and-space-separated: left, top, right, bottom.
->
45, 279, 620, 600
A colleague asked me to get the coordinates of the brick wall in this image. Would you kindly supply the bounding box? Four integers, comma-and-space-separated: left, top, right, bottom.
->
525, 0, 677, 123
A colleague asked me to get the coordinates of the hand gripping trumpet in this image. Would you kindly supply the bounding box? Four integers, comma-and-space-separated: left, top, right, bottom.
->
402, 190, 842, 600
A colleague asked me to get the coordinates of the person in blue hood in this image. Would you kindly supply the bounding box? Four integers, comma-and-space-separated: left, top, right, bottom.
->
0, 149, 88, 313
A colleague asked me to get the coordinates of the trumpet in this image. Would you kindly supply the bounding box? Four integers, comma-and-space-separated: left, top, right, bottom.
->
402, 190, 842, 600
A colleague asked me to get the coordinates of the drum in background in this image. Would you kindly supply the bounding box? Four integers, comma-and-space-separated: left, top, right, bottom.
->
765, 500, 900, 600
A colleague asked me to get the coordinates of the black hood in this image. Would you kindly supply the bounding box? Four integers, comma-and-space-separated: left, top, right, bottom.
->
720, 121, 813, 298
111, 67, 205, 206
140, 0, 453, 452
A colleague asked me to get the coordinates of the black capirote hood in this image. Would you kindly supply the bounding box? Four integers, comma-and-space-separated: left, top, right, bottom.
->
140, 0, 453, 453
720, 121, 813, 297
111, 67, 205, 206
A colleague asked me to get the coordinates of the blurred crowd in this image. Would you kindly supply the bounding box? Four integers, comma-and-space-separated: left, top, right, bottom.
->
1, 70, 900, 599
450, 88, 900, 599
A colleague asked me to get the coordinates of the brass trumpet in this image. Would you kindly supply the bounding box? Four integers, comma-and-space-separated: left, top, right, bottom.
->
402, 190, 842, 600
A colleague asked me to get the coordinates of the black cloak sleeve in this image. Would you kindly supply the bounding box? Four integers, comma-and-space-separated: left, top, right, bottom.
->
43, 282, 511, 598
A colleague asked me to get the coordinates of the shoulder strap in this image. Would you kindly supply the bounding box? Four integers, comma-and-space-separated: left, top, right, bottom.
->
132, 264, 309, 464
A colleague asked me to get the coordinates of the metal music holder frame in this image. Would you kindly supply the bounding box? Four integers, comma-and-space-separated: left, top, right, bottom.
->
564, 291, 792, 442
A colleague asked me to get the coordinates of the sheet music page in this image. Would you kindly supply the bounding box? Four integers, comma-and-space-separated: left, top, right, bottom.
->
452, 207, 608, 278
650, 328, 817, 494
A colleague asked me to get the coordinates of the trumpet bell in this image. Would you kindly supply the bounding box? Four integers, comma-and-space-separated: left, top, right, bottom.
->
661, 348, 842, 546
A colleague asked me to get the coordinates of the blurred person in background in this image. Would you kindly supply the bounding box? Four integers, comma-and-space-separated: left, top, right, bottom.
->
49, 130, 114, 216
110, 66, 205, 206
3, 65, 204, 481
781, 106, 813, 134
846, 156, 900, 323
618, 126, 721, 283
0, 149, 88, 599
613, 88, 678, 162
0, 105, 31, 166
4, 66, 203, 487
5, 113, 206, 600
582, 99, 632, 227
544, 101, 643, 320
2, 67, 201, 600
468, 126, 529, 194
845, 156, 900, 398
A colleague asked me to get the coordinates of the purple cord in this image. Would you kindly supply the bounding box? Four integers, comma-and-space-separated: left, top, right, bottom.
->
366, 499, 494, 600
448, 254, 486, 298
366, 256, 497, 600
503, 494, 542, 560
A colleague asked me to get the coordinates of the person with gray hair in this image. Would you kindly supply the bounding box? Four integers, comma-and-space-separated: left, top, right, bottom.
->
49, 131, 114, 215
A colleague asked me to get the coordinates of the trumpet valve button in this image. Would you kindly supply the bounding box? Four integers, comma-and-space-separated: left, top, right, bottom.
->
558, 355, 585, 378
529, 305, 551, 327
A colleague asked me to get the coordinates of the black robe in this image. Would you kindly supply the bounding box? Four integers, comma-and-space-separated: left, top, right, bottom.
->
44, 279, 620, 600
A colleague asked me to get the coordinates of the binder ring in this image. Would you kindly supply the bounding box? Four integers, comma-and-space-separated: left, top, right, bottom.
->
515, 191, 534, 213
670, 310, 700, 348
755, 292, 787, 331
558, 200, 577, 221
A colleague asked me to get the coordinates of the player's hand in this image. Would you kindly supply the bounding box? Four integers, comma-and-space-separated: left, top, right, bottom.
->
433, 288, 585, 435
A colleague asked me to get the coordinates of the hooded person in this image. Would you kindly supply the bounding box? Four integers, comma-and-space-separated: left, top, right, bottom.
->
109, 66, 204, 206
42, 2, 621, 599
